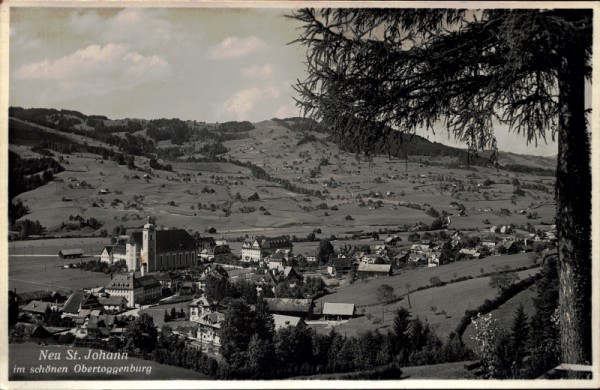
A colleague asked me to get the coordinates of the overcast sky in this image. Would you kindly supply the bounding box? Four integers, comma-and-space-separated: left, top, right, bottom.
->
10, 7, 561, 156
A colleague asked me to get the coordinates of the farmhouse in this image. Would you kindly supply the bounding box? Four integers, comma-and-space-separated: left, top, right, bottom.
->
241, 236, 293, 262
59, 248, 84, 259
356, 263, 392, 278
264, 298, 315, 319
61, 291, 102, 318
195, 311, 225, 348
22, 300, 54, 318
98, 296, 128, 312
327, 256, 353, 277
100, 245, 126, 264
459, 248, 482, 259
322, 302, 355, 321
123, 219, 197, 273
273, 314, 305, 330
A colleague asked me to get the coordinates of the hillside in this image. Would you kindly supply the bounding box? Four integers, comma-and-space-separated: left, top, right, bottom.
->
8, 107, 556, 243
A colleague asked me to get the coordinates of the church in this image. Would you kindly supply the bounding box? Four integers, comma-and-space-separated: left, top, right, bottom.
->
124, 219, 198, 273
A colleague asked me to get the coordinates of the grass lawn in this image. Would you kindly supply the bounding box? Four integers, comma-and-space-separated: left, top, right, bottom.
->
9, 254, 112, 293
139, 300, 195, 328
310, 267, 540, 340
9, 343, 211, 380
462, 284, 538, 352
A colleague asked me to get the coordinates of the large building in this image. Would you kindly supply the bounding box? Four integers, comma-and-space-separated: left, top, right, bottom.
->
104, 273, 162, 307
123, 219, 198, 273
241, 236, 293, 262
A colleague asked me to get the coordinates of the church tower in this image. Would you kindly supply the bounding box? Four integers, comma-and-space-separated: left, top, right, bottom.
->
142, 217, 156, 274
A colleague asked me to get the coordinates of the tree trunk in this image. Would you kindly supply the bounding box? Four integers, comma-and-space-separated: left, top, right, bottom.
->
556, 42, 591, 366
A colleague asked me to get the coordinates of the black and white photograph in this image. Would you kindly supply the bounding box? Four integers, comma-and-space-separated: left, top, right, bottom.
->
2, 1, 599, 388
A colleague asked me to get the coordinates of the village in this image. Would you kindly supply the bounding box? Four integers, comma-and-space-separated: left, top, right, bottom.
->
10, 212, 557, 358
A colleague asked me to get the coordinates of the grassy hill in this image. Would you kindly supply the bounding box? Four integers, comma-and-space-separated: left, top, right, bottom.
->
9, 107, 556, 248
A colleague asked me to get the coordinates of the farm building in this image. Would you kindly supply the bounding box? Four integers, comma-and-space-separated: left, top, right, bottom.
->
123, 219, 197, 273
22, 300, 55, 317
241, 236, 293, 262
104, 273, 161, 307
100, 245, 126, 264
327, 256, 353, 277
273, 314, 305, 330
61, 291, 102, 318
58, 248, 84, 259
322, 303, 355, 321
357, 263, 393, 278
264, 298, 315, 319
98, 296, 128, 312
459, 248, 482, 259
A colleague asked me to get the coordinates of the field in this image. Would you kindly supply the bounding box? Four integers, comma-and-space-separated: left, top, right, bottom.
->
311, 263, 540, 339
139, 300, 196, 329
10, 117, 556, 250
9, 343, 211, 380
9, 237, 112, 293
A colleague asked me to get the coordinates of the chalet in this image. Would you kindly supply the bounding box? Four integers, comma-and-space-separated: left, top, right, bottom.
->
104, 273, 161, 307
86, 314, 116, 338
410, 244, 428, 254
327, 257, 353, 277
195, 311, 225, 348
267, 252, 287, 271
322, 302, 355, 321
16, 290, 68, 306
189, 295, 222, 322
59, 248, 84, 259
384, 235, 402, 246
123, 219, 197, 273
282, 266, 303, 285
22, 300, 54, 317
356, 263, 392, 278
459, 248, 482, 259
153, 272, 181, 291
264, 298, 315, 319
61, 292, 102, 318
100, 245, 126, 264
198, 248, 215, 262
427, 252, 441, 267
482, 240, 497, 249
390, 252, 410, 268
273, 314, 305, 330
241, 236, 293, 262
196, 236, 216, 251
239, 271, 278, 296
409, 253, 427, 264
361, 253, 386, 264
98, 296, 128, 312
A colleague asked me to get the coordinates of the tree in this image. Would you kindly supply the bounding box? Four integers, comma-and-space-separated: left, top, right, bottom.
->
376, 284, 395, 304
290, 8, 592, 365
489, 268, 519, 294
511, 303, 530, 375
316, 238, 335, 264
392, 307, 412, 364
124, 313, 158, 353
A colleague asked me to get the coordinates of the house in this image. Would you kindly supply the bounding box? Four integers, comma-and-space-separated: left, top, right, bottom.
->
98, 188, 110, 195
390, 252, 410, 268
322, 303, 355, 321
104, 273, 162, 307
100, 245, 126, 264
273, 314, 305, 330
360, 253, 386, 264
409, 253, 427, 264
241, 236, 293, 262
238, 272, 278, 296
410, 244, 427, 254
267, 252, 287, 271
427, 252, 441, 267
196, 236, 216, 251
195, 311, 225, 348
59, 248, 84, 259
356, 263, 393, 278
458, 248, 482, 259
306, 253, 317, 263
264, 298, 315, 319
384, 235, 402, 246
153, 272, 181, 291
61, 292, 102, 318
98, 296, 128, 312
16, 290, 68, 306
22, 300, 54, 317
86, 314, 116, 338
327, 257, 353, 277
189, 295, 222, 322
123, 219, 198, 273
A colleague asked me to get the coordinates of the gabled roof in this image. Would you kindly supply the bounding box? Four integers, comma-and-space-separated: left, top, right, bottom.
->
22, 300, 51, 314
62, 292, 87, 314
356, 263, 392, 273
137, 276, 161, 289
264, 298, 313, 313
322, 302, 355, 316
273, 314, 303, 329
59, 248, 84, 256
329, 257, 352, 268
283, 266, 301, 279
98, 296, 128, 306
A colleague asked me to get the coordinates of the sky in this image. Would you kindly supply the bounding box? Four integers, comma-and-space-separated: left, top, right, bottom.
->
9, 6, 562, 156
